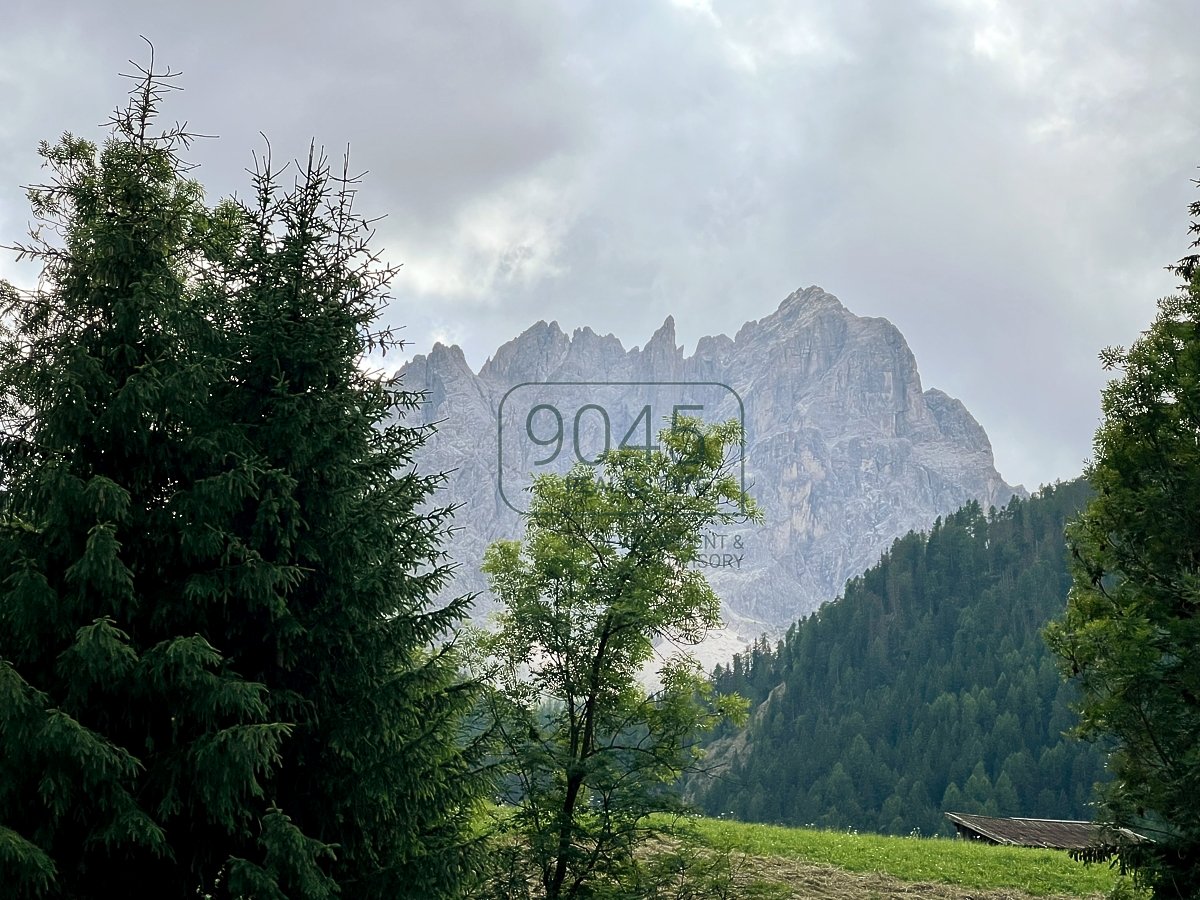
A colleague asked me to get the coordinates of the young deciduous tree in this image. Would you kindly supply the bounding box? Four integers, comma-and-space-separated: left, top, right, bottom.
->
1046, 183, 1200, 898
477, 419, 755, 900
0, 56, 480, 899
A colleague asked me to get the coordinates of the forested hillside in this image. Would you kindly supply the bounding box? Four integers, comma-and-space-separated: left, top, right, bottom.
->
699, 479, 1107, 836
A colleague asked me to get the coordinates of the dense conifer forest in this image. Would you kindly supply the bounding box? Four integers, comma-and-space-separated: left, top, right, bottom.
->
700, 479, 1107, 836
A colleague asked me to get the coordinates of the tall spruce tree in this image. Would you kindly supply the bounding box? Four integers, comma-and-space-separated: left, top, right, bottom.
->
0, 57, 480, 899
210, 134, 483, 900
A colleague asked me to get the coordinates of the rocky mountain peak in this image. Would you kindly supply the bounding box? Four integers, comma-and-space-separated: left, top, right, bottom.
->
398, 288, 1024, 666
735, 285, 847, 348
779, 284, 844, 313
632, 315, 683, 379
479, 319, 569, 384
559, 326, 627, 378
923, 388, 994, 455
646, 314, 677, 351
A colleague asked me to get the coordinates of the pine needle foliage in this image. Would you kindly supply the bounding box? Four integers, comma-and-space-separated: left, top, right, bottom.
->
0, 53, 481, 899
1046, 180, 1200, 898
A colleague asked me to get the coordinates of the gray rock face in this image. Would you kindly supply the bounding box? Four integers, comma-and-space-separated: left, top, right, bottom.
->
399, 286, 1023, 651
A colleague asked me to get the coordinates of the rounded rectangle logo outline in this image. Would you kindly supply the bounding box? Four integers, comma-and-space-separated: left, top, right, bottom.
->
496, 380, 746, 514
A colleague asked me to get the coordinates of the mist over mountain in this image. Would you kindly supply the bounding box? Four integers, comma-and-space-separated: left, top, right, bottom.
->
399, 286, 1024, 654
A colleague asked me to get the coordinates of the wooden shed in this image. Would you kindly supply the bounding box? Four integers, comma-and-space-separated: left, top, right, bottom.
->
944, 811, 1141, 853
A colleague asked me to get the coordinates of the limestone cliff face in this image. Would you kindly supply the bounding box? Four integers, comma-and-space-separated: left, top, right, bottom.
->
399, 286, 1023, 649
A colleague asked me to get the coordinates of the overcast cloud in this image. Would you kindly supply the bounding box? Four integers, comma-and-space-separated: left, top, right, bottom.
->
2, 0, 1197, 489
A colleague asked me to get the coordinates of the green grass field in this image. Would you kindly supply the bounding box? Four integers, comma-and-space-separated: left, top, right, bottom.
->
689, 817, 1122, 898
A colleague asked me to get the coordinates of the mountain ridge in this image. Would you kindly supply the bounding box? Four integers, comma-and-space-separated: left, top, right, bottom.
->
400, 286, 1025, 656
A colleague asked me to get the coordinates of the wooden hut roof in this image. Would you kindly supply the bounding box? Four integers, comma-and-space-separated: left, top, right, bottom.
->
944, 812, 1141, 851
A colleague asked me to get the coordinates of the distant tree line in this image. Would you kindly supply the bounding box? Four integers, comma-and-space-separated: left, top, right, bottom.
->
701, 481, 1107, 836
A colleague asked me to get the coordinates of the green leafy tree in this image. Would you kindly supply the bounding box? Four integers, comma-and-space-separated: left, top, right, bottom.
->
0, 57, 480, 899
1046, 185, 1200, 897
477, 419, 755, 900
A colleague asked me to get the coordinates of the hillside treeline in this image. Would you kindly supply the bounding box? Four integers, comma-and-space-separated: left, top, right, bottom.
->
700, 479, 1107, 836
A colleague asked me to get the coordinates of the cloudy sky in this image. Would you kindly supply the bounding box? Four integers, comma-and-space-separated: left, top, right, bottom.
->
2, 0, 1197, 489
